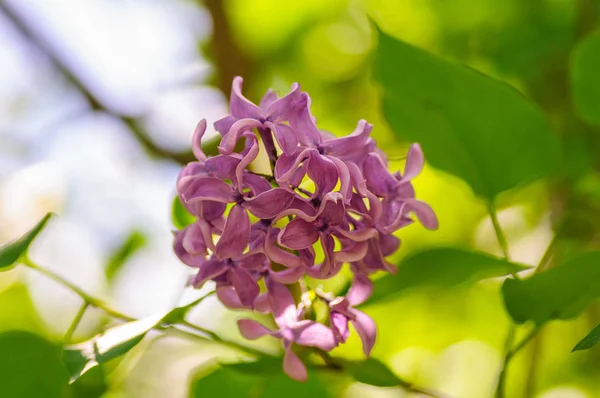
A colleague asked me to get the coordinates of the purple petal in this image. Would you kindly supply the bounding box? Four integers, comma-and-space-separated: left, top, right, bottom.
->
245, 188, 296, 219
401, 143, 424, 182
235, 134, 259, 190
228, 267, 260, 308
330, 312, 350, 343
283, 342, 308, 382
214, 114, 238, 136
289, 162, 308, 189
204, 155, 241, 180
218, 118, 262, 155
346, 272, 373, 306
266, 278, 298, 328
278, 218, 318, 250
325, 155, 351, 200
350, 309, 376, 357
235, 252, 267, 270
288, 93, 322, 147
190, 259, 228, 287
403, 199, 438, 230
347, 161, 367, 197
265, 229, 306, 268
215, 205, 250, 258
307, 152, 338, 199
199, 201, 227, 222
237, 319, 274, 340
266, 82, 300, 121
334, 226, 378, 242
333, 240, 367, 263
363, 153, 397, 196
320, 119, 373, 158
229, 76, 263, 119
243, 173, 272, 196
275, 148, 313, 183
182, 177, 235, 204
318, 232, 336, 277
181, 223, 208, 256
316, 192, 346, 226
267, 122, 298, 155
259, 88, 278, 111
292, 320, 337, 351
192, 119, 208, 161
173, 229, 204, 267
269, 266, 305, 284
379, 234, 400, 257
217, 286, 249, 310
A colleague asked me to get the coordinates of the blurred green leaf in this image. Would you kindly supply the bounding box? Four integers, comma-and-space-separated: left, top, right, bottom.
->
571, 31, 600, 125
502, 251, 600, 324
346, 358, 402, 387
373, 28, 559, 199
172, 196, 195, 230
220, 356, 283, 375
573, 323, 600, 352
65, 293, 212, 382
0, 213, 53, 271
191, 367, 261, 398
260, 371, 330, 398
364, 248, 529, 305
0, 331, 68, 398
105, 230, 147, 281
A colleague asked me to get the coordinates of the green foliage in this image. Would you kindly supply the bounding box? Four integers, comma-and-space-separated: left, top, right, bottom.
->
172, 196, 195, 230
571, 32, 600, 125
191, 367, 259, 398
365, 248, 528, 305
0, 213, 53, 271
346, 358, 403, 387
572, 323, 600, 352
373, 28, 560, 199
0, 331, 68, 398
65, 294, 211, 382
502, 251, 600, 324
105, 229, 147, 281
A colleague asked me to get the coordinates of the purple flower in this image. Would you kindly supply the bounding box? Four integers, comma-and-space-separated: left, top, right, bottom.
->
173, 77, 438, 381
237, 279, 337, 381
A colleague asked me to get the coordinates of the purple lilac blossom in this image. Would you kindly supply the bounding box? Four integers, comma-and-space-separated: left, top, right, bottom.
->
173, 77, 437, 381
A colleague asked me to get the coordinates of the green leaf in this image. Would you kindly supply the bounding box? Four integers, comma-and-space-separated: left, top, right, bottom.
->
365, 248, 529, 305
346, 358, 402, 387
105, 229, 147, 281
65, 293, 213, 382
0, 331, 69, 398
572, 324, 600, 352
502, 251, 600, 324
172, 196, 196, 230
373, 28, 559, 199
0, 213, 53, 271
260, 372, 330, 398
220, 356, 283, 375
571, 32, 600, 125
191, 367, 261, 398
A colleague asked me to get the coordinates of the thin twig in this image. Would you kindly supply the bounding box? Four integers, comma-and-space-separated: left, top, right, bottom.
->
63, 302, 89, 343
488, 202, 511, 263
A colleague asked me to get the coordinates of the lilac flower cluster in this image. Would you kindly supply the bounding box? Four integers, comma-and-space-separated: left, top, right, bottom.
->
174, 77, 437, 381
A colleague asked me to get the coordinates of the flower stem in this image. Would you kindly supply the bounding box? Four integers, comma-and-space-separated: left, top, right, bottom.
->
63, 302, 89, 343
495, 327, 540, 398
488, 202, 511, 263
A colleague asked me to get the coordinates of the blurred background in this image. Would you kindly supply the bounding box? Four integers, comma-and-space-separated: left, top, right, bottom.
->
1, 0, 600, 397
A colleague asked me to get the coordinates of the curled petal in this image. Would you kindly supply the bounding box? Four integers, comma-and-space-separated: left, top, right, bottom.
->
217, 286, 248, 310
254, 292, 270, 313
320, 119, 373, 158
363, 153, 397, 197
350, 309, 377, 357
265, 229, 306, 268
334, 226, 378, 242
401, 143, 424, 182
283, 342, 307, 382
266, 122, 298, 155
214, 114, 238, 136
289, 93, 322, 147
199, 201, 227, 222
181, 223, 208, 256
259, 88, 278, 111
183, 177, 235, 204
355, 239, 396, 274
292, 320, 337, 351
230, 76, 263, 119
192, 119, 208, 161
215, 205, 250, 259
269, 265, 305, 284
235, 134, 260, 190
318, 232, 336, 277
330, 312, 350, 343
237, 319, 273, 340
173, 229, 204, 267
273, 197, 318, 222
218, 118, 263, 155
289, 161, 308, 189
379, 234, 400, 257
403, 199, 438, 230
276, 148, 314, 183
245, 188, 295, 219
346, 272, 373, 306
266, 82, 300, 121
228, 267, 260, 308
307, 152, 338, 199
190, 259, 228, 287
266, 278, 298, 328
347, 161, 367, 197
278, 218, 318, 250
235, 252, 267, 270
316, 192, 346, 226
333, 240, 368, 263
243, 173, 272, 196
204, 155, 241, 180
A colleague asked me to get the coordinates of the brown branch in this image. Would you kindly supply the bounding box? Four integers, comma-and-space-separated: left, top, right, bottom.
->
0, 1, 196, 165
